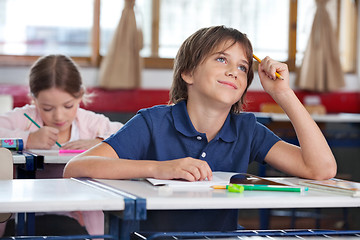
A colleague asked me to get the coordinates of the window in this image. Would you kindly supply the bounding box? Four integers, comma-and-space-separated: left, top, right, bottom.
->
0, 0, 357, 72
157, 0, 289, 61
296, 0, 340, 66
0, 0, 93, 56
99, 0, 152, 57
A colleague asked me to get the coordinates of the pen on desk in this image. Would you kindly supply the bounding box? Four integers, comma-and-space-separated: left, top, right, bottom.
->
24, 113, 62, 148
212, 184, 308, 193
253, 54, 284, 80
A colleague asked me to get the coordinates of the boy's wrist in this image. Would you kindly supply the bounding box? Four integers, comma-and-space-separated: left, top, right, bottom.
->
143, 160, 158, 178
271, 89, 296, 105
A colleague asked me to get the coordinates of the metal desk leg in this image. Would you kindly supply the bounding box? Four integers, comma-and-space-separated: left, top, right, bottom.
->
26, 213, 35, 235
106, 211, 140, 240
15, 213, 25, 236
259, 209, 270, 230
15, 212, 35, 236
105, 198, 139, 240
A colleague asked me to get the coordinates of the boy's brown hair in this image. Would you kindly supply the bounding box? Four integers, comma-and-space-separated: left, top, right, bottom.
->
170, 25, 254, 113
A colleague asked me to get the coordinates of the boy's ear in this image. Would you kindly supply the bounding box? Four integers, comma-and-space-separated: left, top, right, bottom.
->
181, 71, 194, 84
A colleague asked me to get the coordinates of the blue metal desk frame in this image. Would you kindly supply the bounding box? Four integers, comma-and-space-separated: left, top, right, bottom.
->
2, 177, 145, 240
13, 151, 44, 236
81, 178, 147, 240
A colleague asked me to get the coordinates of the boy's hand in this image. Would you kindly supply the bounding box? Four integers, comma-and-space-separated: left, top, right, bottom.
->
258, 56, 291, 96
153, 157, 213, 182
27, 126, 59, 149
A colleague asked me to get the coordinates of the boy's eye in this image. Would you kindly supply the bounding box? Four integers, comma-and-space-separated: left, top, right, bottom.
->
216, 57, 226, 63
65, 105, 74, 109
238, 65, 248, 72
42, 107, 53, 112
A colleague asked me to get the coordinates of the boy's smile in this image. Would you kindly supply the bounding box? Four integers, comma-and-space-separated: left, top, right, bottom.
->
217, 80, 238, 89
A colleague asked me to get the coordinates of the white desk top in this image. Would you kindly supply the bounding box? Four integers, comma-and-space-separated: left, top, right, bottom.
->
254, 112, 360, 123
0, 178, 125, 213
95, 178, 360, 210
12, 149, 77, 164
12, 151, 27, 164
28, 149, 77, 164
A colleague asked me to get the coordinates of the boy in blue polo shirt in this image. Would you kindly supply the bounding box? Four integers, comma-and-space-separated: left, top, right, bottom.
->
64, 25, 336, 231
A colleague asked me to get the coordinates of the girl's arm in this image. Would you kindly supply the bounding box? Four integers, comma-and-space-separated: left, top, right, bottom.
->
60, 109, 124, 150
63, 142, 212, 181
0, 110, 31, 145
258, 57, 337, 180
0, 107, 59, 149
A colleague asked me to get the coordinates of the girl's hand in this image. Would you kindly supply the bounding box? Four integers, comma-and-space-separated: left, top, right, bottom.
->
27, 127, 59, 149
258, 56, 291, 97
61, 138, 102, 150
152, 157, 213, 182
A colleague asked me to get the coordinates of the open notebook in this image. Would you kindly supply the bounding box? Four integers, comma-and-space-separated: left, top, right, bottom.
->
146, 172, 288, 189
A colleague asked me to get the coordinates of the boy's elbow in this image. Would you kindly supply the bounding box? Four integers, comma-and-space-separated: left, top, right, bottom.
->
312, 161, 337, 180
325, 163, 337, 179
63, 162, 72, 178
63, 161, 79, 178
324, 157, 337, 179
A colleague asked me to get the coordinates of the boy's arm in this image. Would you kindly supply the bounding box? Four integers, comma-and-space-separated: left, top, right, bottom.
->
63, 142, 212, 181
258, 57, 337, 180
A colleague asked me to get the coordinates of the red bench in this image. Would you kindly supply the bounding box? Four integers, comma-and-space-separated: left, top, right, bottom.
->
1, 84, 359, 113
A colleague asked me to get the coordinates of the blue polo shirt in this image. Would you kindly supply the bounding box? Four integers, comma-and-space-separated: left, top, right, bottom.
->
105, 100, 281, 231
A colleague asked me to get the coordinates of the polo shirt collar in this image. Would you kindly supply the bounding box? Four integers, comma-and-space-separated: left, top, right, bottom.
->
216, 114, 237, 142
172, 101, 237, 143
172, 101, 199, 137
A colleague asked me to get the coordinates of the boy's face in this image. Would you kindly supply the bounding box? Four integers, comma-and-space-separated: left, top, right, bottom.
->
182, 41, 249, 110
34, 87, 81, 133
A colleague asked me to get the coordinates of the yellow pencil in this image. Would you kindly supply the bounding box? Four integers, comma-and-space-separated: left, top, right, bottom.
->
253, 54, 284, 80
211, 185, 227, 189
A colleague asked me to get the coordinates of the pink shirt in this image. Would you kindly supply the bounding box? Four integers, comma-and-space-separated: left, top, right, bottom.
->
0, 104, 123, 148
0, 104, 124, 235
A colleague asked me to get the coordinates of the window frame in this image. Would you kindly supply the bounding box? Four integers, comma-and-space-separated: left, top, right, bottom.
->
0, 0, 355, 73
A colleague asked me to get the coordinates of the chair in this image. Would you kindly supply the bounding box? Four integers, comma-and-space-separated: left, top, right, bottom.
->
0, 148, 13, 223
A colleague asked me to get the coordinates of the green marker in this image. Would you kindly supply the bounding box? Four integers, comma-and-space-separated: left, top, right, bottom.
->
212, 184, 308, 193
242, 185, 308, 192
